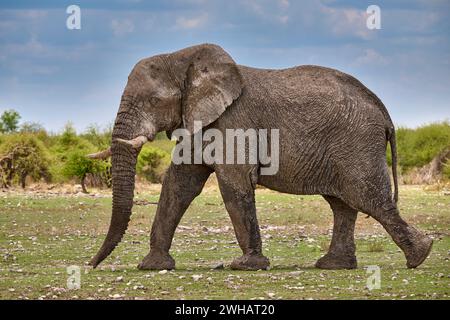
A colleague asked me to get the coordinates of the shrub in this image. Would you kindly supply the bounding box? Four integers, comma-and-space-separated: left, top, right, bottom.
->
396, 121, 450, 171
20, 121, 45, 134
61, 149, 110, 193
0, 134, 51, 188
137, 145, 171, 183
49, 123, 111, 187
80, 124, 112, 149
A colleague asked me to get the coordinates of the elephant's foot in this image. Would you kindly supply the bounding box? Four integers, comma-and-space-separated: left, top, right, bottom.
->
230, 254, 270, 270
138, 250, 175, 270
404, 231, 433, 269
315, 253, 357, 270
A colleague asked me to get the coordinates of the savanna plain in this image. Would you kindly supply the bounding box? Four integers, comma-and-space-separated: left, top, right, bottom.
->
1, 183, 448, 300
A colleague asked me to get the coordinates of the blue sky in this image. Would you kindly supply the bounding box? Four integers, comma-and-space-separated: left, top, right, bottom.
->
0, 0, 449, 132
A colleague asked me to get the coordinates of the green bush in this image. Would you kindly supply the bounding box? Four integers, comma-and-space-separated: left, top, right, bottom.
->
0, 133, 51, 187
137, 145, 171, 183
80, 124, 112, 149
396, 121, 450, 171
48, 123, 113, 190
61, 149, 110, 193
49, 124, 91, 183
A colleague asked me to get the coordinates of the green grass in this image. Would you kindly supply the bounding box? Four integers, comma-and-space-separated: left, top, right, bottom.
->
0, 185, 449, 300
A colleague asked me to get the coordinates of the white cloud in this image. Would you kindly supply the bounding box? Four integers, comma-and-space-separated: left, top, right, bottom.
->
2, 36, 46, 56
0, 9, 49, 36
0, 35, 98, 66
321, 6, 372, 40
241, 0, 291, 25
384, 9, 441, 33
243, 0, 264, 16
111, 19, 135, 37
175, 13, 208, 29
278, 0, 290, 9
21, 63, 59, 75
278, 15, 289, 24
15, 9, 48, 20
354, 49, 388, 66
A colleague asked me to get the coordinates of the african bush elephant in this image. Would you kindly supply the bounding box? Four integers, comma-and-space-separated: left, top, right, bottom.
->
89, 44, 432, 270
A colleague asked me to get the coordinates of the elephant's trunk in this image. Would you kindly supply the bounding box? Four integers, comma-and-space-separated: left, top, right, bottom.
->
89, 105, 144, 268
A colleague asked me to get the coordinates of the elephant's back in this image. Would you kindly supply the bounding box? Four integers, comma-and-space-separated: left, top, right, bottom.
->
238, 64, 394, 132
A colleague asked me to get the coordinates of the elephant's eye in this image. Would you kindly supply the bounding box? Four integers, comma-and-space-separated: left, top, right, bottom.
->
150, 97, 161, 106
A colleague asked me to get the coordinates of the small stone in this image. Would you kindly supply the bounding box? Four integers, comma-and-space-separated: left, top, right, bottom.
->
158, 270, 168, 275
192, 274, 203, 281
213, 263, 224, 270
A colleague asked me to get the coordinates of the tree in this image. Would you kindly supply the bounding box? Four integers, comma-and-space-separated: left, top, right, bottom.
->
51, 123, 112, 190
0, 134, 50, 188
62, 149, 109, 193
20, 121, 45, 133
136, 146, 170, 183
59, 122, 78, 147
0, 109, 21, 133
81, 124, 112, 149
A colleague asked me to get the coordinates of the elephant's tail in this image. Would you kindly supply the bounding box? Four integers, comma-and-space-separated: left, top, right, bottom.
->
388, 128, 399, 203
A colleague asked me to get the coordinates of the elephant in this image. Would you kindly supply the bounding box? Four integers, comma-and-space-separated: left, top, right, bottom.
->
88, 43, 432, 271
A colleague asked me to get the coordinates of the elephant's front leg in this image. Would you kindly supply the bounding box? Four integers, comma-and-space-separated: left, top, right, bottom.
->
315, 196, 358, 269
138, 163, 211, 270
216, 167, 270, 270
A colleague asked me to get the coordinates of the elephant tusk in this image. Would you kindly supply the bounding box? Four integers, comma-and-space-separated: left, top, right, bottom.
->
115, 135, 148, 149
87, 148, 112, 160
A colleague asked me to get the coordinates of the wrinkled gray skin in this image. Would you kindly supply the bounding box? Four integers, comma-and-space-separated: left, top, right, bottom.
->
89, 44, 433, 270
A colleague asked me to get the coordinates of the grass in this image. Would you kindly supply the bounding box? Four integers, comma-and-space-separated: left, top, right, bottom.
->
0, 185, 449, 300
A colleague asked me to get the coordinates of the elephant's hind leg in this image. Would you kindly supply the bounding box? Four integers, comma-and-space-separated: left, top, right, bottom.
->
315, 196, 358, 269
345, 167, 433, 268
138, 163, 212, 270
360, 201, 433, 268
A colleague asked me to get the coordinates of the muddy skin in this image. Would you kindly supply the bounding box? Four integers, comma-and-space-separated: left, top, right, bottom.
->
138, 250, 175, 270
89, 44, 433, 271
315, 196, 358, 269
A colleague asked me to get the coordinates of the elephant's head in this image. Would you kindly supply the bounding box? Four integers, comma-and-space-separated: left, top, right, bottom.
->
89, 44, 243, 267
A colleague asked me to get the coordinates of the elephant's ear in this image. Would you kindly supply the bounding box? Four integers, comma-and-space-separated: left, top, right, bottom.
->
182, 45, 243, 134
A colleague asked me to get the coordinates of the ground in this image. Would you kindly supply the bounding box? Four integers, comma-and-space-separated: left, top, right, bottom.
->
0, 183, 449, 300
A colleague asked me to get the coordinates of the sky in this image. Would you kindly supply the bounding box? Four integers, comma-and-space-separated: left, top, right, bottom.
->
0, 0, 449, 132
